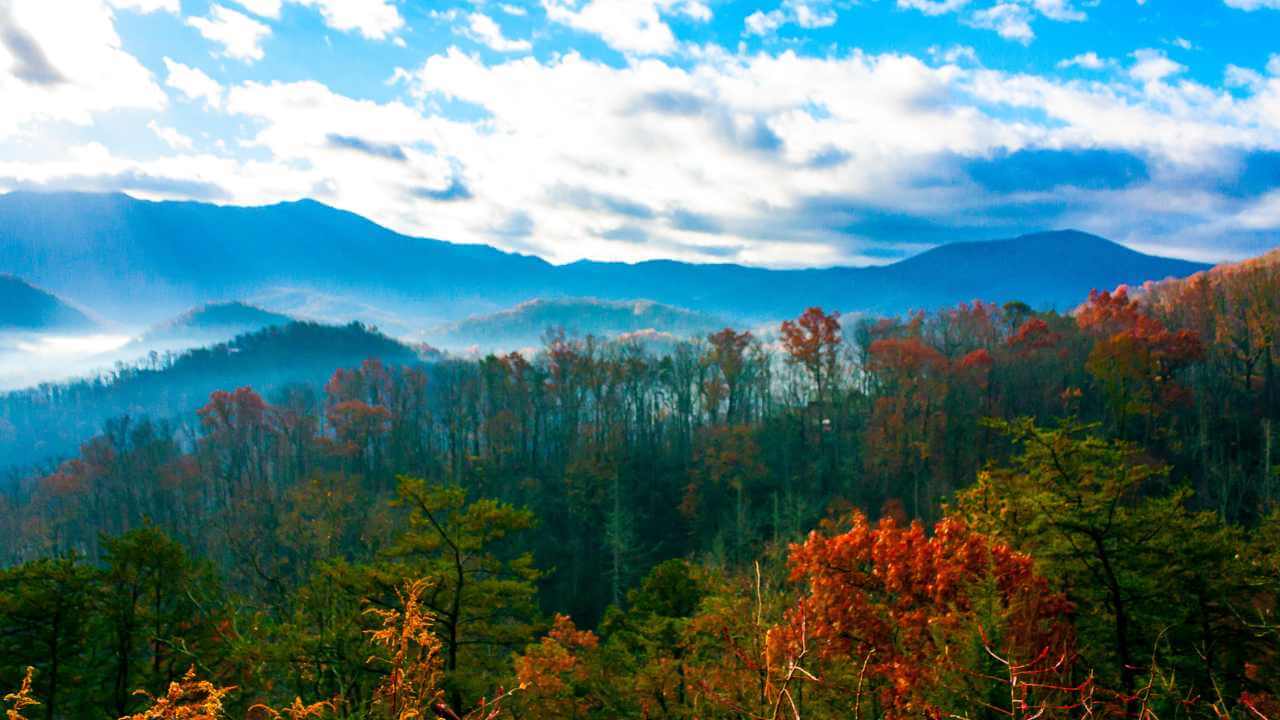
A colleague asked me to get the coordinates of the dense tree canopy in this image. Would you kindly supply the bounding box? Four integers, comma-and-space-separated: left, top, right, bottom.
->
2, 258, 1279, 718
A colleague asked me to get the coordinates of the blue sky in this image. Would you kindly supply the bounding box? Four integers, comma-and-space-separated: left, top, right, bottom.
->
1, 0, 1279, 267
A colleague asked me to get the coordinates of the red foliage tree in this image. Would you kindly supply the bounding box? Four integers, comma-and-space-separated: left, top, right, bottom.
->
769, 511, 1076, 719
780, 308, 842, 404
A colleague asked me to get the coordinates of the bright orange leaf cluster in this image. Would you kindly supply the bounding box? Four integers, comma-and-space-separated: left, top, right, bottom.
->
771, 511, 1075, 719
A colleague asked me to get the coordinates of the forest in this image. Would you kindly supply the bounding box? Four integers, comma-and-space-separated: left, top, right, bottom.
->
1, 250, 1278, 719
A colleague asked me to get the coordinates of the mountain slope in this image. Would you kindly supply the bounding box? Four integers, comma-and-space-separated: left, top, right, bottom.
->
0, 274, 95, 331
427, 298, 729, 350
0, 192, 1213, 325
140, 301, 294, 348
0, 321, 420, 470
853, 230, 1211, 312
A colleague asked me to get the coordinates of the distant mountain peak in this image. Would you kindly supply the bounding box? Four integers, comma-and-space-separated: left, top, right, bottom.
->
138, 301, 295, 348
0, 275, 96, 332
428, 296, 728, 351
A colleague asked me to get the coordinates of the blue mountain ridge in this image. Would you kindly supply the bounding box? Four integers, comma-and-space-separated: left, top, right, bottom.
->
0, 191, 1211, 326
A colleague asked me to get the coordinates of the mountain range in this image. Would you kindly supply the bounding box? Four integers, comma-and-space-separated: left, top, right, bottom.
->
0, 191, 1212, 332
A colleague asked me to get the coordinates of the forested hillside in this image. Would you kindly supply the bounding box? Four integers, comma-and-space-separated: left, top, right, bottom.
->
424, 298, 728, 351
0, 322, 420, 471
1, 257, 1278, 719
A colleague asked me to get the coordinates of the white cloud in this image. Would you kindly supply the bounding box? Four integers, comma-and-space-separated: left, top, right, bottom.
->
681, 1, 712, 21
0, 0, 166, 138
744, 0, 837, 36
289, 0, 403, 40
906, 0, 1085, 41
744, 9, 785, 35
499, 4, 528, 15
106, 0, 179, 12
147, 120, 194, 150
898, 0, 972, 14
226, 0, 404, 37
1057, 52, 1111, 70
162, 57, 224, 108
967, 3, 1035, 43
464, 12, 532, 52
1029, 0, 1085, 21
543, 0, 710, 55
928, 44, 979, 65
187, 4, 272, 63
8, 29, 1280, 268
1129, 48, 1185, 83
233, 0, 284, 18
789, 0, 837, 27
1225, 64, 1264, 90
1223, 0, 1280, 9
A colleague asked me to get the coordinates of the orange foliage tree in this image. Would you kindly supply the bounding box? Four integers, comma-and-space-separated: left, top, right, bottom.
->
780, 308, 842, 405
1077, 288, 1203, 438
768, 511, 1076, 719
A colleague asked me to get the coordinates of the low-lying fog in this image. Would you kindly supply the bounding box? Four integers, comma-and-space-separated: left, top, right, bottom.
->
0, 331, 144, 390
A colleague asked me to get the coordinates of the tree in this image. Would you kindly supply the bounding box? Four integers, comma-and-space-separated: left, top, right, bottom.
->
101, 525, 223, 718
1078, 289, 1203, 440
780, 308, 842, 406
513, 614, 605, 719
373, 477, 541, 715
703, 328, 754, 425
958, 419, 1244, 709
0, 557, 95, 720
684, 425, 767, 563
770, 509, 1074, 719
863, 336, 949, 517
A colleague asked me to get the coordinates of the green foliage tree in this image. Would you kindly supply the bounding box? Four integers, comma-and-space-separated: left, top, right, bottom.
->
958, 419, 1246, 709
100, 524, 224, 718
0, 556, 95, 720
365, 476, 540, 715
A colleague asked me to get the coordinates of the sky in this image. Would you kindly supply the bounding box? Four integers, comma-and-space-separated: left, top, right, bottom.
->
0, 0, 1279, 268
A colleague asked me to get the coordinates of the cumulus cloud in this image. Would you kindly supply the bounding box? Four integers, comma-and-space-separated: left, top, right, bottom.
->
0, 0, 66, 85
326, 133, 408, 161
1223, 0, 1280, 9
744, 10, 784, 36
1057, 52, 1111, 70
290, 0, 403, 40
1129, 48, 1185, 83
0, 143, 234, 201
463, 12, 532, 52
928, 44, 979, 65
744, 0, 837, 36
232, 0, 283, 18
0, 0, 165, 138
543, 0, 709, 55
147, 120, 194, 150
224, 0, 403, 38
6, 7, 1280, 268
967, 3, 1035, 43
7, 42, 1264, 266
898, 0, 972, 14
106, 0, 179, 13
163, 57, 224, 108
379, 48, 1280, 263
187, 4, 271, 63
906, 0, 1087, 42
1029, 0, 1086, 21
